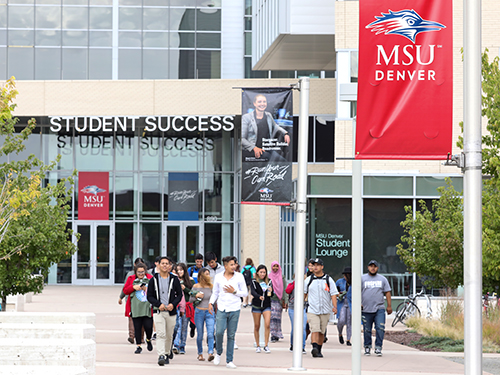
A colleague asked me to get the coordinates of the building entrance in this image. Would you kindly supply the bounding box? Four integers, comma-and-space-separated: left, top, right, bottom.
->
72, 221, 114, 285
163, 222, 204, 266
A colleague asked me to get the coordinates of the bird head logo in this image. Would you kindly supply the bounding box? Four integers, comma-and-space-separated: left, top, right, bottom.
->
366, 9, 445, 43
258, 188, 273, 194
81, 185, 106, 195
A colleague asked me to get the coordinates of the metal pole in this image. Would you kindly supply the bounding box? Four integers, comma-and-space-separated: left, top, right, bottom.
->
351, 118, 362, 375
259, 204, 266, 347
463, 1, 482, 374
288, 77, 309, 371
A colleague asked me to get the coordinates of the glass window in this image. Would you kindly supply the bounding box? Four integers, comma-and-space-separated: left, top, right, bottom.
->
244, 32, 251, 55
62, 7, 89, 29
10, 125, 42, 162
89, 31, 112, 47
244, 57, 267, 79
89, 48, 112, 79
119, 7, 142, 30
196, 50, 220, 79
196, 9, 220, 31
8, 47, 34, 79
363, 199, 412, 297
141, 174, 161, 219
35, 48, 61, 80
37, 0, 61, 4
140, 128, 162, 171
170, 32, 194, 48
0, 29, 7, 45
244, 17, 251, 31
118, 49, 142, 79
351, 51, 358, 83
8, 30, 34, 46
63, 30, 88, 46
141, 223, 161, 265
62, 48, 87, 79
270, 70, 295, 79
204, 131, 234, 172
163, 131, 203, 171
196, 32, 220, 48
8, 6, 34, 28
204, 173, 234, 221
64, 0, 87, 4
143, 49, 168, 79
171, 0, 196, 5
36, 6, 61, 28
90, 7, 112, 29
119, 31, 141, 47
143, 7, 168, 30
315, 118, 334, 162
0, 6, 6, 28
170, 8, 195, 31
170, 49, 194, 79
416, 176, 463, 196
166, 225, 179, 260
196, 0, 221, 6
309, 175, 352, 196
205, 223, 233, 259
115, 126, 138, 171
90, 0, 112, 4
43, 126, 74, 170
115, 174, 137, 220
114, 222, 135, 283
75, 131, 113, 171
245, 0, 251, 15
0, 47, 6, 80
36, 30, 61, 46
120, 0, 141, 4
364, 176, 413, 196
143, 31, 168, 48
8, 0, 34, 3
144, 0, 168, 5
297, 70, 321, 78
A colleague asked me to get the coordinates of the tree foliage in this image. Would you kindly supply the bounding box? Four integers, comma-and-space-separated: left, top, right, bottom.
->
0, 78, 77, 311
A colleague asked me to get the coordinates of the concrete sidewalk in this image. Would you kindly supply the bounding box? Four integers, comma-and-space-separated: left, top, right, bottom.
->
23, 286, 495, 375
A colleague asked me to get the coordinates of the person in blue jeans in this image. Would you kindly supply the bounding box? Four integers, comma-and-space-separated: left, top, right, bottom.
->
173, 263, 193, 355
190, 268, 215, 362
361, 260, 392, 357
208, 256, 248, 369
285, 275, 307, 354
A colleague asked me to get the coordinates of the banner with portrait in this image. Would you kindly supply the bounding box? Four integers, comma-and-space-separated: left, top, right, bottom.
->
241, 88, 293, 205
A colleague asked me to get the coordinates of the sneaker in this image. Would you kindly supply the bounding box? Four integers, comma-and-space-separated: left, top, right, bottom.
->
242, 304, 247, 308
346, 341, 352, 346
226, 362, 237, 369
270, 336, 278, 343
172, 347, 179, 355
375, 348, 382, 356
179, 347, 185, 355
190, 324, 196, 338
339, 335, 344, 345
256, 346, 261, 353
214, 354, 221, 365
302, 348, 307, 354
263, 346, 271, 354
364, 347, 371, 356
317, 352, 324, 358
167, 351, 174, 360
134, 346, 142, 354
158, 355, 166, 366
208, 353, 215, 362
146, 339, 153, 352
323, 336, 328, 343
128, 337, 134, 344
165, 356, 170, 364
289, 345, 293, 352
152, 332, 156, 340
311, 347, 319, 357
234, 342, 238, 350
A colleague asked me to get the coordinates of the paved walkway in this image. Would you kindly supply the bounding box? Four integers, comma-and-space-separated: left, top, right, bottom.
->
23, 286, 496, 375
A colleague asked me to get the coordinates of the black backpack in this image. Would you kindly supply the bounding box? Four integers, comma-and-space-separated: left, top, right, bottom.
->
242, 266, 253, 286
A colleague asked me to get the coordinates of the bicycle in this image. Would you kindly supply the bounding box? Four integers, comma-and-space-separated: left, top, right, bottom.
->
391, 289, 432, 327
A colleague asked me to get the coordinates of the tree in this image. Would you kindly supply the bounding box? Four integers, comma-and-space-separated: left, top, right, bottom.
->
397, 179, 464, 289
0, 78, 77, 311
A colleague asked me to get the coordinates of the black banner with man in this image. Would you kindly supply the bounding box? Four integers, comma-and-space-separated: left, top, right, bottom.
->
241, 88, 293, 205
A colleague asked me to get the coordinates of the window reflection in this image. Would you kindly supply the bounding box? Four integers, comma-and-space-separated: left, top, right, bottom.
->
203, 173, 233, 221
62, 7, 88, 29
62, 48, 87, 79
141, 174, 161, 219
35, 48, 61, 80
74, 129, 113, 171
141, 223, 161, 265
115, 222, 135, 283
115, 174, 137, 220
89, 48, 112, 79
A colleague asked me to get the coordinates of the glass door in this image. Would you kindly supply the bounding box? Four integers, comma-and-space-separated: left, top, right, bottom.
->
73, 221, 114, 285
163, 222, 203, 265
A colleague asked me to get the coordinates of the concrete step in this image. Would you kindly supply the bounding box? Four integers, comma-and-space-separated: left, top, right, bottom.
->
0, 366, 88, 375
0, 323, 95, 340
0, 312, 96, 325
0, 338, 95, 375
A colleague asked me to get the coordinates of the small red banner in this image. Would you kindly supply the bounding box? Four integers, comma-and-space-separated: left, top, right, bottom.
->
356, 0, 453, 160
78, 172, 109, 220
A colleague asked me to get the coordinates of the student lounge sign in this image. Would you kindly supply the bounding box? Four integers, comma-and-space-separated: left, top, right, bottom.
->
78, 172, 109, 220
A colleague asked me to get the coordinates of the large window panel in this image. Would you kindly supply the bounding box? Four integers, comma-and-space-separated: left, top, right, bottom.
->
162, 131, 203, 171
115, 127, 138, 171
363, 199, 411, 297
143, 49, 168, 79
62, 7, 88, 29
90, 31, 112, 47
143, 31, 168, 48
62, 48, 87, 79
119, 31, 142, 47
114, 222, 135, 283
205, 223, 233, 259
118, 49, 141, 79
36, 6, 61, 28
89, 48, 112, 79
63, 30, 88, 46
364, 176, 413, 196
0, 47, 6, 80
196, 9, 220, 31
89, 7, 112, 29
170, 32, 194, 48
315, 118, 334, 162
43, 127, 74, 170
8, 47, 34, 79
8, 30, 34, 46
10, 125, 42, 162
196, 50, 220, 78
170, 7, 195, 31
141, 174, 161, 219
119, 7, 142, 30
8, 5, 34, 28
196, 32, 220, 48
140, 128, 161, 171
36, 30, 61, 46
141, 223, 161, 266
203, 173, 233, 221
170, 49, 194, 79
115, 174, 137, 220
143, 7, 168, 30
0, 5, 6, 28
204, 131, 233, 172
75, 131, 114, 171
35, 48, 61, 80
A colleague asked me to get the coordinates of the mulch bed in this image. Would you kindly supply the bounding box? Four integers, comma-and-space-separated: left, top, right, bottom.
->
384, 330, 443, 352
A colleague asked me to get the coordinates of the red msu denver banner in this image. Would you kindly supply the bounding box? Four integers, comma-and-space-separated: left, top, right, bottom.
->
78, 172, 109, 220
356, 0, 453, 159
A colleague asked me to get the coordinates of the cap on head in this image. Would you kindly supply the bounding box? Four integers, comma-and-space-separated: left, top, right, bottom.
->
312, 258, 324, 266
368, 260, 379, 267
342, 267, 351, 274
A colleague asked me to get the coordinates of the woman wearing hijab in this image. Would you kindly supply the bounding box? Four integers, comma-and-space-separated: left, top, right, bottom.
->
269, 261, 288, 343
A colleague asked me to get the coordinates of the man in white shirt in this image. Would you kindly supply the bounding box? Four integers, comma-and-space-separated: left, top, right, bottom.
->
209, 256, 248, 369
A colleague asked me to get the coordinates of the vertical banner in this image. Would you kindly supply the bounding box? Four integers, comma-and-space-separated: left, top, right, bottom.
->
78, 172, 109, 220
241, 88, 293, 205
356, 0, 453, 159
168, 173, 199, 221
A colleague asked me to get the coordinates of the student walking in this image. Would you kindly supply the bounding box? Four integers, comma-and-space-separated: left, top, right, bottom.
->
336, 267, 352, 346
147, 256, 183, 366
208, 256, 248, 369
173, 262, 194, 355
123, 262, 154, 354
241, 258, 256, 307
361, 260, 392, 357
190, 267, 215, 362
250, 264, 273, 353
269, 261, 287, 343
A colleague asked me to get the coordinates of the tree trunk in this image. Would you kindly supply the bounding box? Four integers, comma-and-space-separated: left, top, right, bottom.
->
0, 296, 6, 312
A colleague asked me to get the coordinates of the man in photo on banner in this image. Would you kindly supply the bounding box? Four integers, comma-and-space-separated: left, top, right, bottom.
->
241, 94, 290, 162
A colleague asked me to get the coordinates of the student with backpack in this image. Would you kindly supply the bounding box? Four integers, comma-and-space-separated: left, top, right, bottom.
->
241, 258, 256, 308
188, 253, 204, 283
